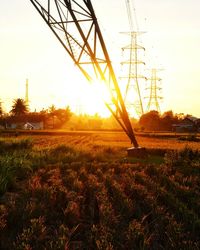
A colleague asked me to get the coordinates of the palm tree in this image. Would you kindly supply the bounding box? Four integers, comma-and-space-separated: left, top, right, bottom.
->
10, 98, 28, 116
48, 104, 56, 128
48, 104, 56, 115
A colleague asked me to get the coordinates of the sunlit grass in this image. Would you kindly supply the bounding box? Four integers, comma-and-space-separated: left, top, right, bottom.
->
0, 134, 200, 249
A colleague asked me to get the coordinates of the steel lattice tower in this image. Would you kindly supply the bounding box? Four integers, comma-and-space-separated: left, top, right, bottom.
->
120, 0, 145, 118
146, 68, 162, 113
29, 0, 139, 147
121, 31, 146, 118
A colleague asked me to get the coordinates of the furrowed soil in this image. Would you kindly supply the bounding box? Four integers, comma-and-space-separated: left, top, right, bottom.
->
0, 132, 200, 249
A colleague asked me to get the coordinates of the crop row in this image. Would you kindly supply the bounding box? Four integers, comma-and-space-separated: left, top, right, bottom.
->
0, 138, 200, 249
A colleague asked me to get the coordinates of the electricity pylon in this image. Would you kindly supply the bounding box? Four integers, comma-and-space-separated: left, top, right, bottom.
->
29, 0, 139, 147
120, 31, 146, 118
120, 0, 145, 118
146, 68, 162, 113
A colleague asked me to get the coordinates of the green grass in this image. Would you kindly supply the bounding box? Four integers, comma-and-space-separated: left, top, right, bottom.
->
0, 138, 33, 194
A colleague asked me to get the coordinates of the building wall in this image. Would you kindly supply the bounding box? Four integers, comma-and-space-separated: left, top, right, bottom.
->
31, 122, 44, 130
9, 121, 44, 130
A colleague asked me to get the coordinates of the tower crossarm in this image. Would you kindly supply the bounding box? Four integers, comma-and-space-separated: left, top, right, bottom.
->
120, 75, 147, 80
29, 0, 139, 147
121, 60, 145, 65
147, 77, 162, 81
122, 44, 145, 51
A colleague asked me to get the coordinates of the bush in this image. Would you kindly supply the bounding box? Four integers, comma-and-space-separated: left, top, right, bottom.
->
0, 154, 32, 195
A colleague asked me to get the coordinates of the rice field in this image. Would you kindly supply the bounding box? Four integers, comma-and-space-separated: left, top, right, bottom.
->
0, 131, 200, 249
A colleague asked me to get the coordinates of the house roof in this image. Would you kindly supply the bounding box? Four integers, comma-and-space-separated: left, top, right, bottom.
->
185, 116, 199, 122
7, 114, 45, 123
172, 116, 199, 127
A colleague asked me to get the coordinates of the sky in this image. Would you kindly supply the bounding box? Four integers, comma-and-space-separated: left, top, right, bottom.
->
0, 0, 200, 117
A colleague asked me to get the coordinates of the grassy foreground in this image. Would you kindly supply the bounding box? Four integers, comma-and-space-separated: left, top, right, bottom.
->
0, 134, 200, 249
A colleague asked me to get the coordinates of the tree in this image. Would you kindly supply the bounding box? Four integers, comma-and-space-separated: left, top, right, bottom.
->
139, 110, 161, 131
139, 110, 181, 131
47, 105, 72, 129
0, 105, 3, 117
161, 110, 178, 131
10, 98, 28, 116
48, 104, 56, 115
54, 106, 72, 123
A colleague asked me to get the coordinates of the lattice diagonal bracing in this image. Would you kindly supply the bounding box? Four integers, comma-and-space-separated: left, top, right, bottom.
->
29, 0, 139, 147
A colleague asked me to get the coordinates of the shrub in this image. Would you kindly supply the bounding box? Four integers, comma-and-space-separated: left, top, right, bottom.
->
0, 154, 32, 195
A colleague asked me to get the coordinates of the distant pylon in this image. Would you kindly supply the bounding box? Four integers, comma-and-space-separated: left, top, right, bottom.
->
120, 0, 146, 118
25, 79, 29, 107
120, 31, 146, 118
145, 68, 162, 113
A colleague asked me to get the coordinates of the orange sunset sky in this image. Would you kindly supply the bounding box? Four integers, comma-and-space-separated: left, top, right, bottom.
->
0, 0, 200, 117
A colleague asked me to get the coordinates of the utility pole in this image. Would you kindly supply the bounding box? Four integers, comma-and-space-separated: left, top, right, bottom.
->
145, 68, 162, 113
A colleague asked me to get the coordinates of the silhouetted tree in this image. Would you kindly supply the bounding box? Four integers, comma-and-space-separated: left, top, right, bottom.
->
0, 105, 3, 117
54, 107, 72, 125
88, 113, 103, 130
47, 105, 72, 129
48, 104, 56, 115
40, 108, 48, 116
139, 110, 161, 131
139, 110, 182, 131
10, 98, 28, 116
48, 104, 56, 128
161, 110, 178, 131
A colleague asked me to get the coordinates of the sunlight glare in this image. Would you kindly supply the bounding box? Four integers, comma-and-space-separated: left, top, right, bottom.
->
83, 80, 111, 117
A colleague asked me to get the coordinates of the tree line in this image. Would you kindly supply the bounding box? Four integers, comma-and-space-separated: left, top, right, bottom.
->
0, 98, 72, 129
138, 110, 182, 131
0, 98, 193, 131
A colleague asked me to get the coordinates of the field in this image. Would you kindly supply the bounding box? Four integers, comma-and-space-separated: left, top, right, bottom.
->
0, 131, 200, 249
